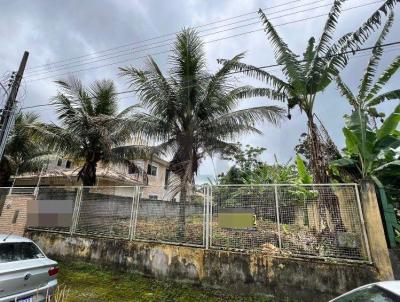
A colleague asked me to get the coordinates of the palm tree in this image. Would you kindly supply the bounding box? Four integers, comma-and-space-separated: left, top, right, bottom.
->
41, 77, 149, 186
0, 112, 48, 187
336, 12, 400, 124
218, 0, 399, 183
120, 28, 285, 237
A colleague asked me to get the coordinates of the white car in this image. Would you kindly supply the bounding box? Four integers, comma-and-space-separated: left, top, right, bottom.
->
0, 234, 58, 302
330, 281, 400, 301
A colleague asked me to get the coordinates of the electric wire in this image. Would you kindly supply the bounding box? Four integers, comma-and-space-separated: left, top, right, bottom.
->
25, 0, 387, 82
24, 0, 334, 76
17, 41, 400, 111
25, 0, 316, 71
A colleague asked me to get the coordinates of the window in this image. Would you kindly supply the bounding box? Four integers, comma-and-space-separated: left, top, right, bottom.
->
128, 164, 139, 175
148, 194, 158, 200
65, 160, 72, 169
165, 169, 171, 186
147, 164, 157, 176
57, 159, 62, 166
0, 242, 45, 263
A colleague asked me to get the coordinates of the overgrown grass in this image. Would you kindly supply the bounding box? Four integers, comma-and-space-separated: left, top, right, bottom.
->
58, 260, 276, 302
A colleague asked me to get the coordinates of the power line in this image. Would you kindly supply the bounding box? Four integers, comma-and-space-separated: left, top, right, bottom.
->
24, 0, 333, 76
26, 0, 387, 82
25, 0, 307, 71
19, 41, 400, 111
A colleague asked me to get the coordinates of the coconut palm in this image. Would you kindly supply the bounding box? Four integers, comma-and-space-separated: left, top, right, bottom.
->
336, 12, 400, 124
41, 77, 150, 186
0, 112, 48, 187
218, 0, 399, 183
120, 28, 285, 237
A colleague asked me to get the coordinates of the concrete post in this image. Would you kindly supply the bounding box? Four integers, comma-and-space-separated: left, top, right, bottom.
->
360, 180, 394, 280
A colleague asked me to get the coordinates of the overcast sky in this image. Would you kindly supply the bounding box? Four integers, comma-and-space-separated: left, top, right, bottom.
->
1, 0, 399, 182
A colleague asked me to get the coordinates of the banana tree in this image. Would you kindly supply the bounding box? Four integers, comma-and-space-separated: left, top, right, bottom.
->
336, 12, 400, 125
219, 0, 399, 183
331, 104, 400, 180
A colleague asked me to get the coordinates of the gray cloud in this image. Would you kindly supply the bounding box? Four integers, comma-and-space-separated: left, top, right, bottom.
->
1, 0, 399, 180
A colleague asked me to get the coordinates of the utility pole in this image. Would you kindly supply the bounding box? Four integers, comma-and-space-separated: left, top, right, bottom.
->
0, 51, 29, 159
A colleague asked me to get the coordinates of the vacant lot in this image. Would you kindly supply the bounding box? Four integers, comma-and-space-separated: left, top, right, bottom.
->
58, 261, 278, 302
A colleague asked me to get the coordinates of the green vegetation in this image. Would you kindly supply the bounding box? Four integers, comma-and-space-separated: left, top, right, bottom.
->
58, 260, 276, 302
40, 78, 150, 186
0, 112, 48, 186
120, 29, 284, 236
330, 104, 400, 182
217, 143, 296, 185
335, 12, 400, 122
218, 0, 398, 183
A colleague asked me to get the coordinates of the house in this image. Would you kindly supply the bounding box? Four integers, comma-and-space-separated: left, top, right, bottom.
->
12, 155, 175, 200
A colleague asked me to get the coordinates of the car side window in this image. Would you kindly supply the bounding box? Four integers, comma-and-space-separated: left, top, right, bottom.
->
334, 285, 398, 302
0, 242, 44, 263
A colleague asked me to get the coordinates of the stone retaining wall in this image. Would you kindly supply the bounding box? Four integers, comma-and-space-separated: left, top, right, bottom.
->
27, 231, 379, 302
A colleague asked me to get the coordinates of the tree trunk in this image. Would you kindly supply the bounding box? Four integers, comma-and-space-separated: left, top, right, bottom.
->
307, 114, 346, 232
78, 160, 97, 186
178, 183, 187, 240
307, 114, 327, 183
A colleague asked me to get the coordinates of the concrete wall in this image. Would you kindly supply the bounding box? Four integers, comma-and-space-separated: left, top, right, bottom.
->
28, 231, 379, 302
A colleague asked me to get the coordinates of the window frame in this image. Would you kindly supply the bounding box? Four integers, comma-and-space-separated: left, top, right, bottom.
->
147, 164, 158, 176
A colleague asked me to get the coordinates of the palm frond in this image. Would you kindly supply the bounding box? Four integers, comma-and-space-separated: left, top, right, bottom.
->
358, 12, 394, 101
367, 89, 400, 106
335, 75, 357, 107
258, 9, 302, 85
314, 0, 344, 55
365, 55, 400, 100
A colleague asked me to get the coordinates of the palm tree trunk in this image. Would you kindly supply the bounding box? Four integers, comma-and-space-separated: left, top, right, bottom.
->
307, 114, 346, 232
78, 160, 97, 186
178, 183, 187, 240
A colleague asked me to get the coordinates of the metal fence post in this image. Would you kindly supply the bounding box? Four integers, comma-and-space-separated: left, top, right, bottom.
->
274, 185, 282, 251
354, 184, 372, 262
132, 186, 140, 240
128, 186, 137, 241
70, 187, 82, 235
202, 186, 206, 248
208, 185, 213, 249
205, 186, 210, 250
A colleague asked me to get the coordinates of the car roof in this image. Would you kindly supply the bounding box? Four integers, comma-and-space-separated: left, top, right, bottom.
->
0, 234, 32, 243
376, 281, 400, 295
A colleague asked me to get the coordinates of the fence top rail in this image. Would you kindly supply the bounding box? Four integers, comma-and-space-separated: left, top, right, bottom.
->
211, 183, 358, 187
0, 183, 359, 190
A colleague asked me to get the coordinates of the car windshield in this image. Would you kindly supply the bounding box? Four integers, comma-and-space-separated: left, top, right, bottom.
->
0, 242, 45, 263
334, 285, 399, 302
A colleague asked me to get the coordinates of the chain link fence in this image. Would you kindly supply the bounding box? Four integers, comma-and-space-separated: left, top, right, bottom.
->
210, 184, 370, 260
9, 184, 370, 261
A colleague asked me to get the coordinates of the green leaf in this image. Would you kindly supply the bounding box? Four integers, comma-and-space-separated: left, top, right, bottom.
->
377, 104, 400, 140
374, 160, 400, 172
343, 127, 360, 154
330, 158, 357, 167
295, 154, 313, 184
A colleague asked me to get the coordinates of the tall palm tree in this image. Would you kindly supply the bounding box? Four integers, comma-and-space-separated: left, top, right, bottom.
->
0, 112, 48, 187
336, 12, 400, 123
120, 28, 285, 237
218, 0, 399, 183
41, 77, 149, 186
